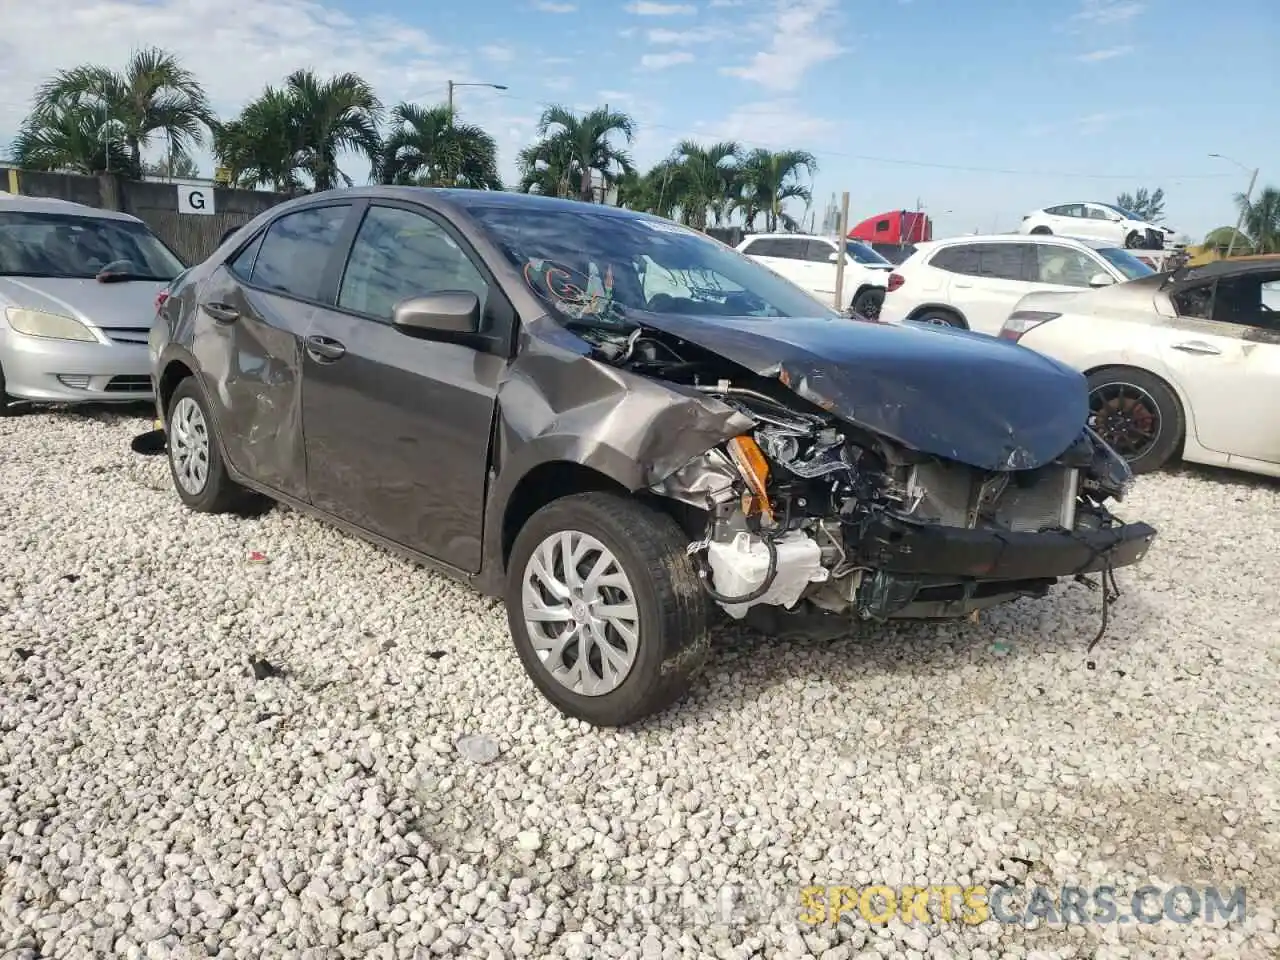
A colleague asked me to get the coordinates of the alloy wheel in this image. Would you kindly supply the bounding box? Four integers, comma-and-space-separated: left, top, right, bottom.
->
1089, 382, 1161, 460
169, 396, 211, 495
521, 530, 640, 696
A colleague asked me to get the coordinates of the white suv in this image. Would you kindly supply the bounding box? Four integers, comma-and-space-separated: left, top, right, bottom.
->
735, 233, 893, 317
878, 234, 1155, 336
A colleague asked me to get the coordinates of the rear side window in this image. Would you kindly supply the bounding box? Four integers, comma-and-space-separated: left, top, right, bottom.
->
770, 238, 809, 260
976, 243, 1029, 281
804, 240, 835, 262
742, 239, 781, 257
930, 245, 980, 275
250, 204, 351, 301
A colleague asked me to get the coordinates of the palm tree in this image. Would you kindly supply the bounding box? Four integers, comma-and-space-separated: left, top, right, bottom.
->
737, 148, 817, 231
379, 103, 501, 189
27, 47, 213, 173
663, 140, 742, 229
284, 70, 383, 190
614, 167, 678, 217
213, 70, 383, 192
9, 102, 133, 175
1236, 186, 1280, 255
519, 104, 635, 202
1201, 227, 1253, 257
213, 88, 305, 192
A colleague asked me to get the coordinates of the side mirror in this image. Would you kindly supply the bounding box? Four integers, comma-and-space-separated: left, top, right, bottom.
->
1089, 272, 1116, 288
392, 291, 482, 342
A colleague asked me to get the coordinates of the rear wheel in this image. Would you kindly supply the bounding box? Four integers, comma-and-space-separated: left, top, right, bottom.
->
1086, 367, 1184, 474
1030, 226, 1052, 236
851, 287, 884, 320
166, 377, 258, 513
1124, 231, 1144, 249
506, 492, 710, 727
912, 308, 966, 329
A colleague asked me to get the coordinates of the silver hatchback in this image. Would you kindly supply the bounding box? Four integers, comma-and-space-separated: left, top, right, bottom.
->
0, 194, 186, 412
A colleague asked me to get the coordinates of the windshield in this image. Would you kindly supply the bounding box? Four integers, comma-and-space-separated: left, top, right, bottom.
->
846, 241, 891, 266
1095, 246, 1156, 281
0, 211, 185, 280
1101, 203, 1143, 222
467, 205, 840, 329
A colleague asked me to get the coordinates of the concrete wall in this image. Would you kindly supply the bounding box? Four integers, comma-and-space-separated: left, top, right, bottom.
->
1, 168, 292, 265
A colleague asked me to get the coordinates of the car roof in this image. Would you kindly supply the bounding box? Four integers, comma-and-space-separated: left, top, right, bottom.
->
1169, 255, 1280, 284
0, 192, 145, 223
299, 185, 660, 222
741, 232, 832, 241
932, 233, 1118, 250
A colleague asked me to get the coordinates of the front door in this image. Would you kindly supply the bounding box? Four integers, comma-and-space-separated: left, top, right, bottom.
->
189, 202, 354, 500
300, 202, 504, 573
1158, 271, 1280, 464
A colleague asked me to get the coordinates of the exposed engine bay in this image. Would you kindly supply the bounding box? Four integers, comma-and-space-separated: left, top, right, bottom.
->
573, 319, 1156, 630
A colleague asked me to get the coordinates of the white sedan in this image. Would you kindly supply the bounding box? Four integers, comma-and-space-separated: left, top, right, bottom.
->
1000, 256, 1280, 477
1018, 202, 1177, 251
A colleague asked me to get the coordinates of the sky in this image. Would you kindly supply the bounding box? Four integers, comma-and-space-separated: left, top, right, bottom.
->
0, 0, 1275, 241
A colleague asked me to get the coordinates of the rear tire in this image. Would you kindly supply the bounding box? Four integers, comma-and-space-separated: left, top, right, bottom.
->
851, 287, 884, 320
1124, 231, 1144, 249
166, 377, 258, 513
505, 492, 711, 727
1030, 226, 1052, 235
1086, 366, 1184, 474
912, 308, 966, 329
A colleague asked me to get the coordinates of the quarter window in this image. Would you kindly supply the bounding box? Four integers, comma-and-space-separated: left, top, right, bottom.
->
338, 205, 489, 323
804, 240, 836, 263
228, 231, 264, 282
250, 205, 351, 300
930, 245, 980, 275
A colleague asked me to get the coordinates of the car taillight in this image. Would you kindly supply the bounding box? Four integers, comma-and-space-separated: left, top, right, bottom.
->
999, 310, 1061, 342
155, 290, 170, 312
886, 272, 904, 293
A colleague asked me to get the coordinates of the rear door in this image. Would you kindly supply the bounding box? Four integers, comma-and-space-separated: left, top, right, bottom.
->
190, 201, 355, 500
300, 200, 509, 573
1158, 271, 1280, 464
942, 242, 1035, 335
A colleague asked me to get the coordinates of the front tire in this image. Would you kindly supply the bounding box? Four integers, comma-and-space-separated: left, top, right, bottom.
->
1086, 367, 1184, 474
505, 492, 711, 727
166, 377, 255, 513
1030, 226, 1052, 236
1124, 231, 1144, 249
0, 365, 14, 418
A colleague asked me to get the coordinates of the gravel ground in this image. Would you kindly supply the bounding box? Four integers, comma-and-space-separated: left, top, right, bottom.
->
2, 406, 1279, 960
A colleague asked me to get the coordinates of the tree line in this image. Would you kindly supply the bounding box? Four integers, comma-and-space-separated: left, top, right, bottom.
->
4, 48, 816, 233
5, 48, 1276, 249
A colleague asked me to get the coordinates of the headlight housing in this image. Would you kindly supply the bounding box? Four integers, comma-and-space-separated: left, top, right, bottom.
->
5, 307, 99, 343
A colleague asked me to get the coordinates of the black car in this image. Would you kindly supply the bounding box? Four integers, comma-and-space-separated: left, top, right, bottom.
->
150, 188, 1156, 726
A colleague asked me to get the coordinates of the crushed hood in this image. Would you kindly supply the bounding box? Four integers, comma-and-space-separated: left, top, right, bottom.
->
636, 312, 1090, 471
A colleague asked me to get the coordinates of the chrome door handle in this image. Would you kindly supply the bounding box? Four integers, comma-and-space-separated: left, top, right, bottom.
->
953, 282, 973, 288
201, 301, 239, 324
1171, 340, 1221, 356
305, 335, 346, 362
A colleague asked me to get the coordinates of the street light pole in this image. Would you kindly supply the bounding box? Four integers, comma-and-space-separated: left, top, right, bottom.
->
446, 80, 508, 114
1209, 153, 1260, 258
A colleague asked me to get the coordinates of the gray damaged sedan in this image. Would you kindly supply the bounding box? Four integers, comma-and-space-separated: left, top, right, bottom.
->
150, 188, 1157, 726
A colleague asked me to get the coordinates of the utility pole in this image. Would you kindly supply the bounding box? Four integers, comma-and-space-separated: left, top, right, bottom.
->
1225, 166, 1259, 259
446, 80, 508, 115
833, 191, 850, 312
447, 80, 453, 113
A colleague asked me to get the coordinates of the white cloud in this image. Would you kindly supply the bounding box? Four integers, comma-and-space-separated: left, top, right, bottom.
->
709, 0, 744, 6
1075, 44, 1134, 62
625, 1, 695, 14
544, 77, 574, 92
532, 0, 577, 12
694, 99, 833, 149
1073, 0, 1145, 25
480, 44, 515, 63
639, 51, 695, 70
720, 0, 843, 91
647, 27, 719, 45
0, 0, 539, 185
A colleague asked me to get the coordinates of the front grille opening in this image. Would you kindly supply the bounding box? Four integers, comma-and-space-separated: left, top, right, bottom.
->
56, 374, 91, 389
104, 375, 151, 393
905, 462, 1079, 533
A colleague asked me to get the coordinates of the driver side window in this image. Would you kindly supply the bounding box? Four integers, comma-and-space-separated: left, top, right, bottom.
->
338, 205, 489, 324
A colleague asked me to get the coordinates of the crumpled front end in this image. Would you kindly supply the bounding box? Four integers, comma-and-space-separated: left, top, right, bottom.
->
652, 387, 1157, 624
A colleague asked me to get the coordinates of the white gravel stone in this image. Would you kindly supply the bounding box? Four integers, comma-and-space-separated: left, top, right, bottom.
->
2, 408, 1279, 959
